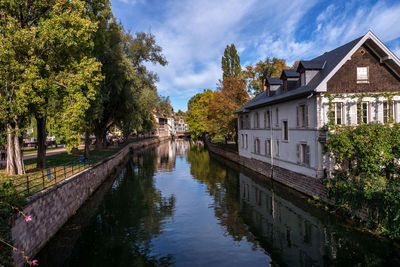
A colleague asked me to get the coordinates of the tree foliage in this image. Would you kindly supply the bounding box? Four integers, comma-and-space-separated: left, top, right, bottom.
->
242, 57, 292, 95
0, 0, 102, 173
325, 123, 400, 239
208, 78, 249, 139
221, 44, 241, 79
186, 89, 214, 138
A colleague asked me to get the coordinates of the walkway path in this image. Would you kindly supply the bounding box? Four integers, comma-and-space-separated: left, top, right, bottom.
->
0, 147, 77, 166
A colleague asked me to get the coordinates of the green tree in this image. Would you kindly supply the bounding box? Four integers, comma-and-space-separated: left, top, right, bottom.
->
221, 44, 241, 79
0, 0, 102, 174
89, 23, 167, 149
242, 57, 289, 95
186, 89, 214, 138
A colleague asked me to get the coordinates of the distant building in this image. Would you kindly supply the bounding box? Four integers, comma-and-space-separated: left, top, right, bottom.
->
174, 115, 188, 134
236, 31, 400, 179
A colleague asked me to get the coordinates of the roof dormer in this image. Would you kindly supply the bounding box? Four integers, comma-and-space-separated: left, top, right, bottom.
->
297, 60, 326, 86
265, 78, 282, 96
280, 69, 300, 92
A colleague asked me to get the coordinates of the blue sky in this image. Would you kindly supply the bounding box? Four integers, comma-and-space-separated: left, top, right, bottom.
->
110, 0, 400, 112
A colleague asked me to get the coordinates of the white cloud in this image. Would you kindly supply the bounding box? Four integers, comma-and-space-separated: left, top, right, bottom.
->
118, 0, 400, 110
148, 0, 258, 97
254, 1, 400, 64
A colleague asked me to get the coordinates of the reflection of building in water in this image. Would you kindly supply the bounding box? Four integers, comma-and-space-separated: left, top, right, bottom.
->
155, 141, 176, 171
240, 173, 337, 267
174, 140, 190, 156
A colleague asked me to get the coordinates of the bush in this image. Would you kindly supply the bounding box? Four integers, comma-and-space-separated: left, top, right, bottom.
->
325, 123, 400, 239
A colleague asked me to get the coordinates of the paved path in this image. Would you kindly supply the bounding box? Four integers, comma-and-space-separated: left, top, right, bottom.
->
0, 147, 74, 165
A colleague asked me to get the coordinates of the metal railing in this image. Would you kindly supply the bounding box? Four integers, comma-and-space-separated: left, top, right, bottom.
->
0, 136, 156, 199
1, 160, 93, 199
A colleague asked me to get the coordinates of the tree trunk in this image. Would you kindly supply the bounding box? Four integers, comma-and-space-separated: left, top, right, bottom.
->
6, 122, 25, 175
84, 129, 90, 159
6, 124, 16, 175
95, 132, 105, 149
36, 115, 47, 169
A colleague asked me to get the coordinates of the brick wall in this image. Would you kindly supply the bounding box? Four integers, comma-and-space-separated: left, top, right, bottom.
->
11, 137, 167, 267
206, 141, 328, 201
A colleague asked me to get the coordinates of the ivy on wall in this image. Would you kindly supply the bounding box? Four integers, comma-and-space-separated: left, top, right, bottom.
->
323, 92, 400, 127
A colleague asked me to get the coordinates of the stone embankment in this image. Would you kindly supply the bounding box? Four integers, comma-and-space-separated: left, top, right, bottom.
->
205, 141, 328, 201
11, 137, 167, 266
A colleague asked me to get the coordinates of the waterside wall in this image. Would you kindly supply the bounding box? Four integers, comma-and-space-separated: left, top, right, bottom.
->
11, 137, 168, 266
205, 141, 328, 201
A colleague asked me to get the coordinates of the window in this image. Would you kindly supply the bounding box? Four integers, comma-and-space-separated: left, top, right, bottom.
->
301, 72, 306, 87
245, 134, 248, 149
283, 80, 287, 91
276, 108, 279, 126
245, 114, 249, 129
297, 143, 310, 167
297, 104, 308, 128
265, 110, 271, 128
334, 103, 343, 125
282, 120, 288, 141
361, 102, 369, 123
240, 115, 244, 129
265, 139, 271, 156
254, 112, 259, 128
254, 138, 260, 154
383, 101, 393, 123
357, 67, 369, 83
275, 140, 280, 156
255, 188, 262, 206
241, 134, 244, 148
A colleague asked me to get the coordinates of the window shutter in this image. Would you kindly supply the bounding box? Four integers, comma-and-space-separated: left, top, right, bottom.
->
296, 107, 300, 127
305, 145, 310, 167
305, 105, 309, 128
296, 144, 300, 164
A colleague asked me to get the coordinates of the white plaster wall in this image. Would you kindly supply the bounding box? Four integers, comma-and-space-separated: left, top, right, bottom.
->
320, 95, 400, 125
238, 95, 320, 178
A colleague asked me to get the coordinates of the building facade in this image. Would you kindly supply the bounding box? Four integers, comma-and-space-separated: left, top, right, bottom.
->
236, 31, 400, 179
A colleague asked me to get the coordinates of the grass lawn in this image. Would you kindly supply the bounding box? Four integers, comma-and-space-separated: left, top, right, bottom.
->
0, 138, 153, 196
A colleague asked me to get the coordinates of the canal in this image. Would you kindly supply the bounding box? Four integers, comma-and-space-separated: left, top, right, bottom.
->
36, 141, 400, 266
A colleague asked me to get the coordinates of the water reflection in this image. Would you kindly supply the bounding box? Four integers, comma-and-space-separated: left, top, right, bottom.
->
36, 141, 400, 267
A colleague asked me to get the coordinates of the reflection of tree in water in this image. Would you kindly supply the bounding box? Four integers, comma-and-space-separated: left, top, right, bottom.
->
66, 152, 176, 267
187, 145, 252, 244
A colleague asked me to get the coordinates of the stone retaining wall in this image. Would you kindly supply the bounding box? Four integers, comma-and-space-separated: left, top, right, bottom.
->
11, 137, 167, 266
206, 141, 328, 201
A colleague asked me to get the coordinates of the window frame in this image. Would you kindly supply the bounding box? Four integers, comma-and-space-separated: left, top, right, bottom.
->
334, 102, 343, 125
265, 110, 271, 129
282, 120, 289, 141
265, 139, 271, 156
357, 66, 369, 83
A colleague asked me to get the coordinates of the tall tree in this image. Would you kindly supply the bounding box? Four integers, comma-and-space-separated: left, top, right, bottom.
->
208, 78, 249, 141
0, 0, 102, 174
221, 44, 241, 79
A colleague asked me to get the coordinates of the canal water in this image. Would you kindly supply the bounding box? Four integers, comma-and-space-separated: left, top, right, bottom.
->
36, 141, 400, 266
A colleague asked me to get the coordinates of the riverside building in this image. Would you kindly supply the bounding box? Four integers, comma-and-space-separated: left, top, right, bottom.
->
236, 31, 400, 179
